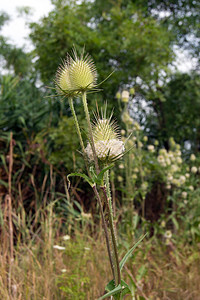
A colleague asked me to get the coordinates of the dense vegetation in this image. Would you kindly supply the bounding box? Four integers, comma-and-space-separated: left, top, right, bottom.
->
0, 0, 200, 299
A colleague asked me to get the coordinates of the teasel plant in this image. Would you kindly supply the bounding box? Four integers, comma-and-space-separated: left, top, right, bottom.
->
54, 48, 146, 299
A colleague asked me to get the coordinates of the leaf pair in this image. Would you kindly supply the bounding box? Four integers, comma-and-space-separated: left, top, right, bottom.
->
67, 164, 114, 188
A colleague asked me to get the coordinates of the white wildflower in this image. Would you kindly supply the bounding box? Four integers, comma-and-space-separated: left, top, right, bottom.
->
63, 235, 70, 241
147, 145, 155, 152
191, 166, 197, 174
181, 191, 187, 198
121, 90, 129, 103
61, 269, 67, 273
53, 245, 66, 250
164, 230, 172, 239
177, 157, 182, 164
179, 175, 186, 185
119, 163, 124, 169
189, 185, 194, 191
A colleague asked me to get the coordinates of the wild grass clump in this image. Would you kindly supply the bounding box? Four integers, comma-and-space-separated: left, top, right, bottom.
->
0, 214, 200, 300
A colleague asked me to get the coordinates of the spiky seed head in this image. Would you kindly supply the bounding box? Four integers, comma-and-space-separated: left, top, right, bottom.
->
93, 118, 119, 142
56, 59, 73, 96
55, 50, 97, 97
85, 116, 125, 162
69, 56, 97, 90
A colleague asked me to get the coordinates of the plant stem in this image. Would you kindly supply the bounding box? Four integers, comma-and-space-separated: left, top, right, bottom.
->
81, 92, 100, 174
69, 97, 90, 175
104, 170, 115, 232
101, 184, 121, 286
93, 185, 115, 280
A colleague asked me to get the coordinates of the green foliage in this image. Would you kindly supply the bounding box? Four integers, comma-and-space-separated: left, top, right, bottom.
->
29, 0, 174, 100
0, 74, 48, 143
153, 72, 200, 150
35, 115, 84, 171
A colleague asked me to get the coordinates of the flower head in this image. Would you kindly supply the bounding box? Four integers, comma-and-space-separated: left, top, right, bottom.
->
53, 245, 66, 250
181, 191, 187, 198
147, 145, 155, 152
164, 230, 172, 239
85, 115, 125, 163
190, 154, 196, 161
63, 235, 70, 241
121, 90, 129, 103
191, 166, 198, 174
55, 49, 97, 97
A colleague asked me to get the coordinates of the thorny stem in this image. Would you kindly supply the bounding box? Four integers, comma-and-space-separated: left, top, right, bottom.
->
69, 97, 90, 175
104, 170, 114, 227
82, 92, 100, 174
93, 185, 115, 280
101, 185, 121, 286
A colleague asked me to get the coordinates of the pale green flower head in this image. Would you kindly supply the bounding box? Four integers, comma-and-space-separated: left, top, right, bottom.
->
85, 115, 125, 163
55, 49, 97, 97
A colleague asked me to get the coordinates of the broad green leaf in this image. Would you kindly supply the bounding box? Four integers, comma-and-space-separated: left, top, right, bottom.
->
67, 173, 94, 188
119, 233, 147, 271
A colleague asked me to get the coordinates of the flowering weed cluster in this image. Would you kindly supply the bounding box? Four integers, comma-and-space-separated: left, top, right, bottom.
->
115, 87, 200, 243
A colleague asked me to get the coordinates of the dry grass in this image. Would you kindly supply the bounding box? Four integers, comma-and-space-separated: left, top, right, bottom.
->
0, 220, 200, 300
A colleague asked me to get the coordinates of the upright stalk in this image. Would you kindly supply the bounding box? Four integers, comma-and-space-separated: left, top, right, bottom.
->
81, 92, 99, 174
69, 97, 90, 175
101, 184, 121, 285
93, 185, 115, 279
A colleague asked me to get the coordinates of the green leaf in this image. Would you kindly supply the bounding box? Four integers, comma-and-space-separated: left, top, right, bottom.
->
67, 172, 94, 188
97, 164, 114, 185
171, 217, 179, 230
0, 179, 8, 188
105, 279, 131, 299
89, 166, 98, 183
98, 284, 122, 300
119, 233, 147, 271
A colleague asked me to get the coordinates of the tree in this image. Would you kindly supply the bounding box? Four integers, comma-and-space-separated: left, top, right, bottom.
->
29, 0, 174, 101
